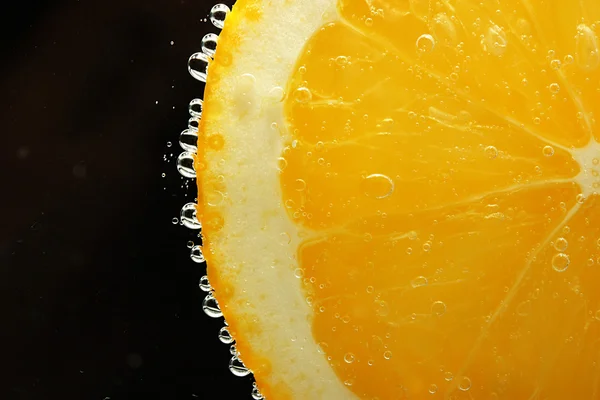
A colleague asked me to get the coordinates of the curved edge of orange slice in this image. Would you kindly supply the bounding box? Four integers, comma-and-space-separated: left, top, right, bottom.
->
194, 0, 355, 398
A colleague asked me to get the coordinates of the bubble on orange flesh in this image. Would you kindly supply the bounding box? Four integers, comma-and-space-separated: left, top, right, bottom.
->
280, 0, 600, 398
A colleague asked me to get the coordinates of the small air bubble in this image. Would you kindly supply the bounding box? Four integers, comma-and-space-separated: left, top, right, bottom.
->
458, 376, 472, 391
210, 4, 230, 29
485, 145, 498, 159
229, 355, 251, 376
190, 245, 206, 263
201, 33, 218, 57
189, 98, 203, 117
549, 82, 560, 93
293, 87, 312, 103
251, 383, 264, 400
552, 253, 570, 272
361, 174, 394, 199
416, 34, 435, 53
554, 237, 568, 251
428, 384, 438, 394
180, 202, 202, 229
177, 151, 196, 178
444, 371, 454, 381
542, 146, 555, 157
432, 301, 447, 316
219, 326, 234, 344
188, 52, 210, 82
199, 275, 212, 292
202, 293, 222, 318
383, 350, 392, 360
343, 352, 355, 364
179, 129, 198, 152
411, 276, 428, 288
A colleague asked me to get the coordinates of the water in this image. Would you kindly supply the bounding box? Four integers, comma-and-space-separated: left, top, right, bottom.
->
229, 355, 251, 377
190, 245, 206, 263
188, 52, 210, 82
201, 33, 218, 57
180, 202, 202, 229
209, 4, 230, 29
176, 151, 196, 178
202, 293, 223, 318
179, 129, 198, 152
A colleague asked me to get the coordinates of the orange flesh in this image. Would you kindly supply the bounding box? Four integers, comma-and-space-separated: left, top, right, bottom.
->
281, 0, 600, 398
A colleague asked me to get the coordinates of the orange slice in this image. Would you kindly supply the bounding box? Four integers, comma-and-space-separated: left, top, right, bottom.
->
195, 0, 600, 398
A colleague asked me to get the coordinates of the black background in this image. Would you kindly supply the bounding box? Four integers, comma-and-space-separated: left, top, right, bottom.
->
0, 0, 251, 398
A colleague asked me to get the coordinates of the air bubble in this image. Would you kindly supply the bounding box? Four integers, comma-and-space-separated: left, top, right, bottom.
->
180, 202, 202, 229
444, 371, 453, 381
554, 237, 568, 252
177, 152, 196, 178
383, 350, 392, 360
432, 301, 447, 316
458, 376, 472, 391
361, 174, 394, 199
190, 245, 206, 263
201, 33, 218, 57
219, 326, 234, 344
411, 276, 428, 288
293, 87, 312, 103
344, 352, 355, 364
335, 56, 349, 66
188, 52, 210, 82
416, 34, 435, 53
267, 86, 285, 102
189, 98, 203, 118
542, 146, 555, 157
428, 384, 438, 394
229, 355, 251, 377
199, 275, 212, 292
202, 293, 223, 318
550, 59, 561, 70
251, 383, 264, 400
549, 83, 560, 94
179, 129, 198, 152
552, 253, 570, 272
294, 179, 307, 191
210, 4, 230, 29
485, 145, 498, 159
188, 117, 199, 131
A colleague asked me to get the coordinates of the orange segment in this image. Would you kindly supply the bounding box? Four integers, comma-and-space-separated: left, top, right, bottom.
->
196, 0, 600, 398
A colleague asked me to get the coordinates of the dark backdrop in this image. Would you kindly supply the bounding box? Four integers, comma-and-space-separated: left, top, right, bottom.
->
0, 0, 251, 398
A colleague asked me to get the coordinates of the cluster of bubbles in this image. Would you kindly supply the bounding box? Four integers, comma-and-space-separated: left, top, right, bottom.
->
176, 4, 265, 399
